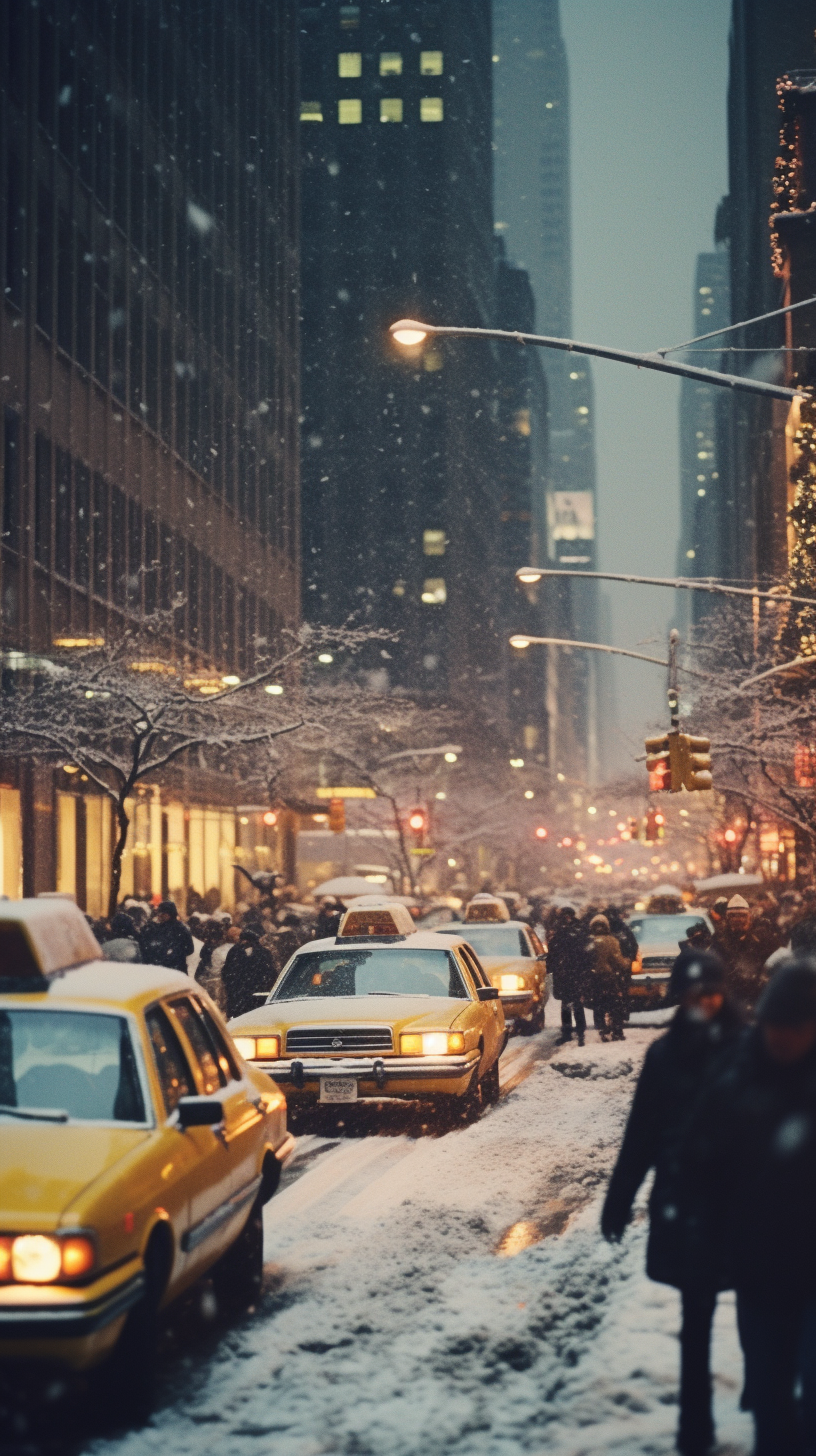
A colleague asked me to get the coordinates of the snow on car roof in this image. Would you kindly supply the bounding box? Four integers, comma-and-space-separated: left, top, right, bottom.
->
0, 897, 100, 978
0, 959, 198, 1005
300, 930, 476, 954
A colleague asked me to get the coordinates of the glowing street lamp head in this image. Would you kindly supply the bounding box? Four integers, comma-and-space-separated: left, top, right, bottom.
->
509, 635, 531, 650
390, 319, 430, 347
516, 568, 543, 585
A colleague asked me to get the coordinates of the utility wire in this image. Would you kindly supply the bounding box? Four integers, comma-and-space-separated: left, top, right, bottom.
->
657, 294, 816, 357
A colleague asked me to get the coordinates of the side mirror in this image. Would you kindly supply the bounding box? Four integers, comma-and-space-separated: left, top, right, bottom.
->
477, 985, 499, 1001
177, 1095, 224, 1128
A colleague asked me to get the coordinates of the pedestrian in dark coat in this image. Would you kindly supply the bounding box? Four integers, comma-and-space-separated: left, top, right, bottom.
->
586, 914, 630, 1041
682, 961, 816, 1456
222, 929, 278, 1020
549, 908, 591, 1044
138, 901, 194, 972
602, 950, 741, 1456
102, 912, 142, 963
711, 894, 774, 1010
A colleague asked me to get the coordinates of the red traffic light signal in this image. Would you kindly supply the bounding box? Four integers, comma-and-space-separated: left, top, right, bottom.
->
408, 809, 426, 833
535, 826, 548, 840
263, 810, 277, 827
328, 798, 346, 834
645, 735, 671, 791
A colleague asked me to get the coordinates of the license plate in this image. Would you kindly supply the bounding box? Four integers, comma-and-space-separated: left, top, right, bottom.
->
320, 1076, 358, 1104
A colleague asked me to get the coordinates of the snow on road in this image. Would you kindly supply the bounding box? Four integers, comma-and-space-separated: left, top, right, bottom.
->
93, 1027, 752, 1456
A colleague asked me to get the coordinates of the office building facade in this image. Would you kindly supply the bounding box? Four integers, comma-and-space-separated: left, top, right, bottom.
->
492, 0, 600, 780
299, 0, 506, 710
0, 0, 300, 906
677, 231, 731, 628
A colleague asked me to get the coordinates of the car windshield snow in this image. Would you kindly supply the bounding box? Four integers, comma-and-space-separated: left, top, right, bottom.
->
0, 1010, 146, 1123
439, 925, 530, 958
271, 948, 469, 1000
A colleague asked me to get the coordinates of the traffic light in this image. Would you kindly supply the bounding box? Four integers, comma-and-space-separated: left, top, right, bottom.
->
645, 734, 671, 791
644, 809, 659, 843
677, 734, 713, 791
535, 826, 548, 840
328, 797, 345, 834
645, 732, 713, 793
628, 816, 639, 839
408, 808, 427, 845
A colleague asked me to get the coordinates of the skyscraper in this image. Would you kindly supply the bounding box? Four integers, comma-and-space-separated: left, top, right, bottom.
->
677, 217, 731, 629
492, 0, 600, 780
0, 0, 300, 904
719, 1, 816, 588
299, 0, 502, 708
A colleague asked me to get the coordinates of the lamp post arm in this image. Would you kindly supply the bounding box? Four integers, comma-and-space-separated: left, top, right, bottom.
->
390, 321, 804, 403
514, 566, 816, 612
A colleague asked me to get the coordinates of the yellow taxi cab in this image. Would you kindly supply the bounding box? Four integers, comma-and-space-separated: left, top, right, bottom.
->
0, 899, 294, 1414
228, 899, 507, 1112
436, 895, 548, 1033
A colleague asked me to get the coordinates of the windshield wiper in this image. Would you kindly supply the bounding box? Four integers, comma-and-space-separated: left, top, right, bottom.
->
0, 1103, 70, 1123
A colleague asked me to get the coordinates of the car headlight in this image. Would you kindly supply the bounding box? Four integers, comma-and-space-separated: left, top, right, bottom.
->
499, 974, 526, 992
0, 1233, 96, 1284
400, 1032, 466, 1056
233, 1035, 281, 1061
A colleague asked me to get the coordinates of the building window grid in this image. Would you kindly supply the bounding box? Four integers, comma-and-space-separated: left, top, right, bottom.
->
3, 2, 286, 668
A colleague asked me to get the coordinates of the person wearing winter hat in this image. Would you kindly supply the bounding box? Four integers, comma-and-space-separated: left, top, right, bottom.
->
681, 961, 816, 1456
138, 900, 194, 972
586, 913, 630, 1041
711, 894, 774, 1011
603, 951, 742, 1456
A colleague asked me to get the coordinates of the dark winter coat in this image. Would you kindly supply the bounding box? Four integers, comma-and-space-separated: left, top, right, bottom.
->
711, 924, 774, 1008
222, 941, 278, 1020
586, 932, 629, 1008
601, 1003, 742, 1288
681, 1028, 816, 1306
547, 922, 591, 1002
138, 917, 194, 973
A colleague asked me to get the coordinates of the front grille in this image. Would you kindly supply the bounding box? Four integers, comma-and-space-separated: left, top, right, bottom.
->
285, 1026, 393, 1055
640, 957, 672, 970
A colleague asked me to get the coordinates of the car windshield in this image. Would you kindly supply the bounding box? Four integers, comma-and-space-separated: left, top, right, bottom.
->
630, 916, 707, 946
439, 925, 529, 958
0, 1010, 146, 1122
271, 948, 469, 1000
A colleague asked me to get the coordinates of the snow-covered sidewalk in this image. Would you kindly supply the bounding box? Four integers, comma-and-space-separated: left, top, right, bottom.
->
94, 1028, 752, 1456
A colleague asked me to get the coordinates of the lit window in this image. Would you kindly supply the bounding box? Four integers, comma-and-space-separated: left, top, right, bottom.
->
338, 52, 362, 77
338, 98, 362, 124
380, 52, 403, 75
424, 347, 442, 371
420, 96, 444, 122
420, 50, 443, 74
513, 409, 531, 436
576, 405, 589, 416
423, 529, 446, 556
380, 97, 403, 122
421, 578, 446, 604
300, 101, 323, 122
392, 580, 406, 596
339, 5, 360, 28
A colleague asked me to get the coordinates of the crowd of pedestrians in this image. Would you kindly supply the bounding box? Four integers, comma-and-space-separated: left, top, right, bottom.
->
594, 891, 816, 1456
89, 888, 340, 1018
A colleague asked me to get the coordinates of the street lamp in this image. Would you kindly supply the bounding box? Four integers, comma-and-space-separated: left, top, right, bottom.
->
389, 314, 807, 403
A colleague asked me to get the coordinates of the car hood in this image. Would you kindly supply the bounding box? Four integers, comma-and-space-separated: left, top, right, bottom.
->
635, 940, 685, 959
478, 955, 533, 976
230, 994, 469, 1037
0, 1122, 149, 1230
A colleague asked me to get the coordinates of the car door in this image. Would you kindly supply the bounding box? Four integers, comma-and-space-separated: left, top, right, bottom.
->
166, 995, 264, 1262
456, 946, 502, 1068
142, 1001, 222, 1281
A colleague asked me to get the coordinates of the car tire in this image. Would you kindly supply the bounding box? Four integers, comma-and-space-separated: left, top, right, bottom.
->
459, 1066, 483, 1122
528, 1001, 545, 1033
211, 1199, 264, 1314
99, 1232, 168, 1427
480, 1058, 500, 1105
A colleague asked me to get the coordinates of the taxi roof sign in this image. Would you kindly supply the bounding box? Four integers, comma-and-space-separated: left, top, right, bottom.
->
464, 894, 510, 923
337, 899, 415, 939
0, 899, 101, 984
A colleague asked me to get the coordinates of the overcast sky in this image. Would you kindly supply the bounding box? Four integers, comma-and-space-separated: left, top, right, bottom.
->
559, 0, 731, 776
